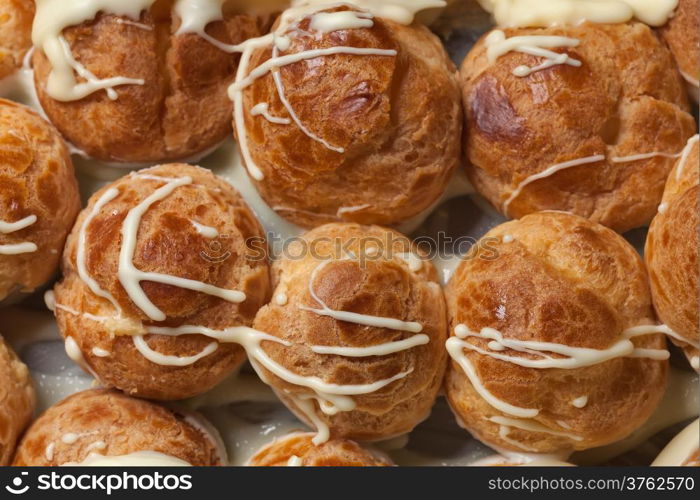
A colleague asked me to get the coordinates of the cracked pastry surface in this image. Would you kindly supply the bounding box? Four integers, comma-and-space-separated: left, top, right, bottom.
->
238, 5, 462, 228
12, 389, 224, 466
32, 0, 272, 163
252, 223, 448, 442
52, 163, 271, 400
460, 21, 695, 233
0, 0, 33, 80
659, 0, 700, 102
0, 98, 80, 302
646, 136, 699, 371
444, 211, 668, 453
0, 336, 35, 466
247, 431, 392, 466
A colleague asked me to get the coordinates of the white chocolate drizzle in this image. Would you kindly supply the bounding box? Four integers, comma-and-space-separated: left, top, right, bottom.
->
132, 335, 219, 366
61, 450, 192, 467
135, 323, 417, 444
32, 0, 153, 101
250, 103, 291, 125
502, 154, 605, 216
77, 188, 122, 312
571, 396, 588, 408
447, 323, 669, 418
117, 175, 246, 321
190, 220, 219, 238
625, 324, 700, 350
228, 0, 444, 180
485, 30, 581, 78
91, 347, 111, 358
477, 0, 679, 28
690, 356, 699, 371
674, 134, 699, 181
396, 252, 424, 272
310, 334, 429, 357
489, 415, 583, 441
299, 258, 424, 333
62, 431, 98, 445
336, 205, 371, 218
0, 214, 38, 255
45, 443, 55, 461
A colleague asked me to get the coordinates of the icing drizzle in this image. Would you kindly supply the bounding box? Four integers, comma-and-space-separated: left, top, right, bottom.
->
0, 215, 38, 255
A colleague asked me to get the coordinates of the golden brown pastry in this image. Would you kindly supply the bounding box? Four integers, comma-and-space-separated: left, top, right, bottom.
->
32, 1, 271, 164
660, 0, 700, 102
51, 163, 271, 400
252, 223, 447, 442
445, 211, 668, 454
235, 4, 462, 228
0, 0, 33, 80
645, 135, 699, 371
0, 98, 80, 302
461, 22, 695, 233
13, 389, 225, 466
247, 431, 392, 466
0, 336, 35, 465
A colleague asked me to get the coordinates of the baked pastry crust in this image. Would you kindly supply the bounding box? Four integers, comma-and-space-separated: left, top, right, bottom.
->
53, 163, 271, 400
33, 3, 270, 163
645, 137, 699, 370
0, 337, 35, 465
253, 223, 448, 441
461, 22, 695, 233
247, 431, 392, 466
0, 0, 33, 80
660, 0, 700, 101
445, 211, 668, 453
240, 6, 462, 228
12, 389, 223, 466
0, 98, 80, 302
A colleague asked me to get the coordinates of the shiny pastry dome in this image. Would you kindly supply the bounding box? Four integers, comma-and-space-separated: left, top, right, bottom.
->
444, 211, 668, 453
252, 223, 448, 442
0, 0, 33, 80
51, 163, 271, 400
232, 2, 462, 228
247, 431, 393, 466
32, 0, 272, 164
660, 0, 700, 102
0, 98, 80, 303
13, 389, 225, 466
460, 21, 695, 233
0, 336, 35, 465
645, 135, 699, 372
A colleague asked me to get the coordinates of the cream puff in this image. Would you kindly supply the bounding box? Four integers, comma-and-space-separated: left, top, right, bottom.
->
0, 0, 33, 81
445, 211, 668, 454
32, 0, 272, 164
247, 431, 392, 466
0, 336, 35, 465
13, 389, 225, 466
660, 0, 700, 102
652, 419, 700, 467
0, 98, 80, 302
645, 135, 699, 372
252, 223, 448, 442
460, 22, 695, 233
51, 163, 271, 400
232, 2, 462, 228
